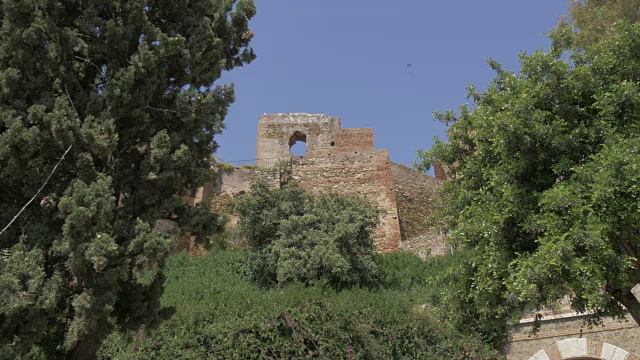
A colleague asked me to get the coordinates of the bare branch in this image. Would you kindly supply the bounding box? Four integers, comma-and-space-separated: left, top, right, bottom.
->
0, 145, 73, 237
64, 83, 78, 116
75, 55, 103, 74
144, 105, 178, 114
0, 84, 80, 237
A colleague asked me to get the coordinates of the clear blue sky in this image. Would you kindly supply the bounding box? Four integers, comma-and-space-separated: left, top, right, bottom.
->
215, 0, 569, 167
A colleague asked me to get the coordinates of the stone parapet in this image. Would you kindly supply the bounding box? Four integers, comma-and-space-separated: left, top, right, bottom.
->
506, 313, 640, 359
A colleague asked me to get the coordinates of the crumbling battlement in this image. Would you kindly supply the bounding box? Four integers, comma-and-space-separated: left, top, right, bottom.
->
256, 113, 375, 159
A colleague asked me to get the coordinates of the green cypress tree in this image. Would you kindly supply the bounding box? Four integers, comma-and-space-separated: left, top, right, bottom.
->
0, 0, 255, 358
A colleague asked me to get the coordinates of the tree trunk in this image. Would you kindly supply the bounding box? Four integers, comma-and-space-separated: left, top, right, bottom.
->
614, 236, 640, 324
612, 287, 640, 326
69, 336, 98, 360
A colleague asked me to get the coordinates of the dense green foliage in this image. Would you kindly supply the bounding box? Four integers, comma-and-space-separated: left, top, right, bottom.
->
0, 0, 254, 357
99, 249, 502, 359
230, 181, 381, 289
417, 22, 640, 343
378, 249, 509, 348
558, 0, 640, 50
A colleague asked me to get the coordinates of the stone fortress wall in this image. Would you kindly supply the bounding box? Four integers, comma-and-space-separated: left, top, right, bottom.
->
192, 112, 640, 359
206, 113, 444, 253
229, 113, 405, 252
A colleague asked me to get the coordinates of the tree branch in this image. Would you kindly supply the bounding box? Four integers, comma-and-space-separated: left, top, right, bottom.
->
1, 84, 80, 238
0, 145, 73, 237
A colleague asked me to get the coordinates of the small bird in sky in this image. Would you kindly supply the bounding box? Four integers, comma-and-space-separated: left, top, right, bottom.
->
406, 64, 413, 75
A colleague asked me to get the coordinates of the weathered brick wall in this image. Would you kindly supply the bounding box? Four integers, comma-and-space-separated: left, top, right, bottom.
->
390, 163, 446, 257
506, 313, 640, 359
335, 128, 374, 152
290, 150, 401, 252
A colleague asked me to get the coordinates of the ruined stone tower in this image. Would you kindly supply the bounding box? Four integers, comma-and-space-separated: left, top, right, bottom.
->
207, 113, 444, 254
254, 113, 401, 252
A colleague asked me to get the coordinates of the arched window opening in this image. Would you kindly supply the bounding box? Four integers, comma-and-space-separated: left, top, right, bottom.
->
289, 131, 307, 156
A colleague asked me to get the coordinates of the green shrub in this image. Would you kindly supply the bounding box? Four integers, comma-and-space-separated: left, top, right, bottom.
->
178, 202, 226, 245
220, 163, 237, 171
375, 251, 433, 291
375, 250, 515, 345
98, 250, 503, 359
230, 181, 381, 289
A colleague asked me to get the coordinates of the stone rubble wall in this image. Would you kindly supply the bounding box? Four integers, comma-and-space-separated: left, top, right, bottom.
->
195, 113, 449, 256
206, 153, 403, 252
218, 166, 281, 194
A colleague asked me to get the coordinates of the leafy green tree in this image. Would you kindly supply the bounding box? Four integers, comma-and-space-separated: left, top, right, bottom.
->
230, 181, 381, 289
557, 0, 640, 50
416, 23, 640, 343
0, 0, 255, 358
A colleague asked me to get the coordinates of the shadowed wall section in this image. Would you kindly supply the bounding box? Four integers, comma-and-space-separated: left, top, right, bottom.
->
390, 162, 446, 257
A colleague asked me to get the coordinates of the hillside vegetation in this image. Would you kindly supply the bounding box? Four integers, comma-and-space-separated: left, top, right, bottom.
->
98, 249, 502, 359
